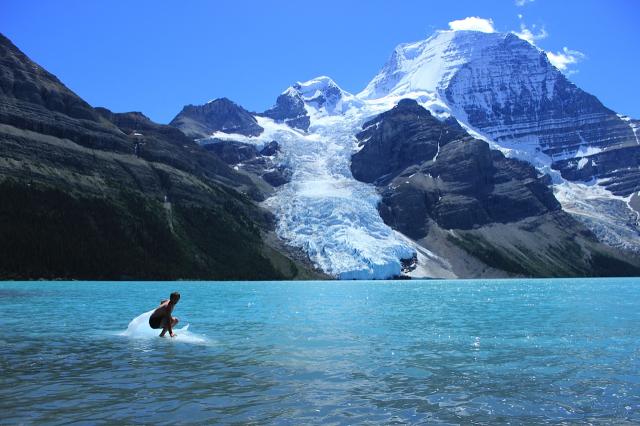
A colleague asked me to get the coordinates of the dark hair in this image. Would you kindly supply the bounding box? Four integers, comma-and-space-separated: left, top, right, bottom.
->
170, 292, 180, 303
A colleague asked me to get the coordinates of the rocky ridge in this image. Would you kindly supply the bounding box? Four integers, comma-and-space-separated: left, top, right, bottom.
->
0, 33, 322, 280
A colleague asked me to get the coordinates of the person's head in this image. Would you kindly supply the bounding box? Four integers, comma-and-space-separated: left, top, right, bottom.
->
169, 292, 180, 304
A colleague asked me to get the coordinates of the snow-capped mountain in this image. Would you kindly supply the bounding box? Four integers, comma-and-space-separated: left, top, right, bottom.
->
171, 26, 640, 279
260, 76, 364, 131
362, 30, 636, 170
287, 76, 364, 116
360, 28, 640, 255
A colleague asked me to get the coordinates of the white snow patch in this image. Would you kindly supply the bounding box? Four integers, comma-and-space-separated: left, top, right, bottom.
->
575, 144, 602, 158
577, 157, 589, 170
359, 30, 506, 100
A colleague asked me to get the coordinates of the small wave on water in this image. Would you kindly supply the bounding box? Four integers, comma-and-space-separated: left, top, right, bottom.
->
119, 309, 210, 345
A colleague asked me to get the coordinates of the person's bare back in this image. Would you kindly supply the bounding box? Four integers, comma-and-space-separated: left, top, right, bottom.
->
149, 292, 180, 337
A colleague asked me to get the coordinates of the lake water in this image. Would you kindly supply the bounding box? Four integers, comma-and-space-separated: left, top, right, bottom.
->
1, 278, 639, 424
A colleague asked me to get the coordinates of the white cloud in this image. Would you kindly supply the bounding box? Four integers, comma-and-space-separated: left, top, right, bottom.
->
446, 16, 585, 75
546, 47, 586, 73
515, 0, 534, 6
448, 17, 495, 33
513, 23, 548, 45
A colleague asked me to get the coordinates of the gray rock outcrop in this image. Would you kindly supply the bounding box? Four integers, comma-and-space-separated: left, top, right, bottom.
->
170, 98, 263, 139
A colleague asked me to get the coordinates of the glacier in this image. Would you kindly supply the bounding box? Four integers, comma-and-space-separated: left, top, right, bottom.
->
201, 79, 423, 279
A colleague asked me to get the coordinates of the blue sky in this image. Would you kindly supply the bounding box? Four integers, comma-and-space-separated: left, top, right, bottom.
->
2, 0, 638, 123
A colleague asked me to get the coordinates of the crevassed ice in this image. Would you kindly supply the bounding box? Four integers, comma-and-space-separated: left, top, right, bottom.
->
204, 93, 417, 279
257, 111, 415, 279
198, 79, 419, 279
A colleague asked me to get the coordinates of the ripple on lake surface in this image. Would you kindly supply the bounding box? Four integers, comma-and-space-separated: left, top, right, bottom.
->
1, 278, 639, 424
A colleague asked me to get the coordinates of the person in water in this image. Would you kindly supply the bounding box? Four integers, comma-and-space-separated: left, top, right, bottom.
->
149, 292, 180, 337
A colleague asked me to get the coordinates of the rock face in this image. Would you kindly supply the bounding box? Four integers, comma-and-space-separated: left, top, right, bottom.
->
0, 34, 97, 121
0, 33, 321, 280
553, 144, 640, 196
352, 99, 560, 236
93, 107, 258, 201
351, 99, 467, 184
205, 139, 261, 164
443, 34, 638, 195
169, 97, 263, 139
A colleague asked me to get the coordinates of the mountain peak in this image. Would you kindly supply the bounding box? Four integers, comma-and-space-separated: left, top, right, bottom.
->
287, 76, 363, 115
169, 97, 263, 139
359, 30, 511, 100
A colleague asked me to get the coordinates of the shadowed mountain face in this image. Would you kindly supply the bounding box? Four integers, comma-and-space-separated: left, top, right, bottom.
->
352, 99, 561, 234
351, 99, 640, 277
0, 33, 320, 280
169, 98, 263, 139
0, 34, 97, 121
351, 99, 468, 185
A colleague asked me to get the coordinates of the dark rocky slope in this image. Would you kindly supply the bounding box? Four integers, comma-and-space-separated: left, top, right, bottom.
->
351, 99, 640, 277
0, 33, 321, 280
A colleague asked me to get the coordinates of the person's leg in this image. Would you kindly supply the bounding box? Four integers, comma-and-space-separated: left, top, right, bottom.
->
159, 317, 169, 337
162, 318, 179, 337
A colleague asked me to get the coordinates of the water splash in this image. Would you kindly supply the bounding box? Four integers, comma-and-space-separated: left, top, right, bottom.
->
120, 309, 209, 345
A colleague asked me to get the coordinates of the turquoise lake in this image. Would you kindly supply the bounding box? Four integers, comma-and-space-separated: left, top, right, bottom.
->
1, 278, 639, 424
